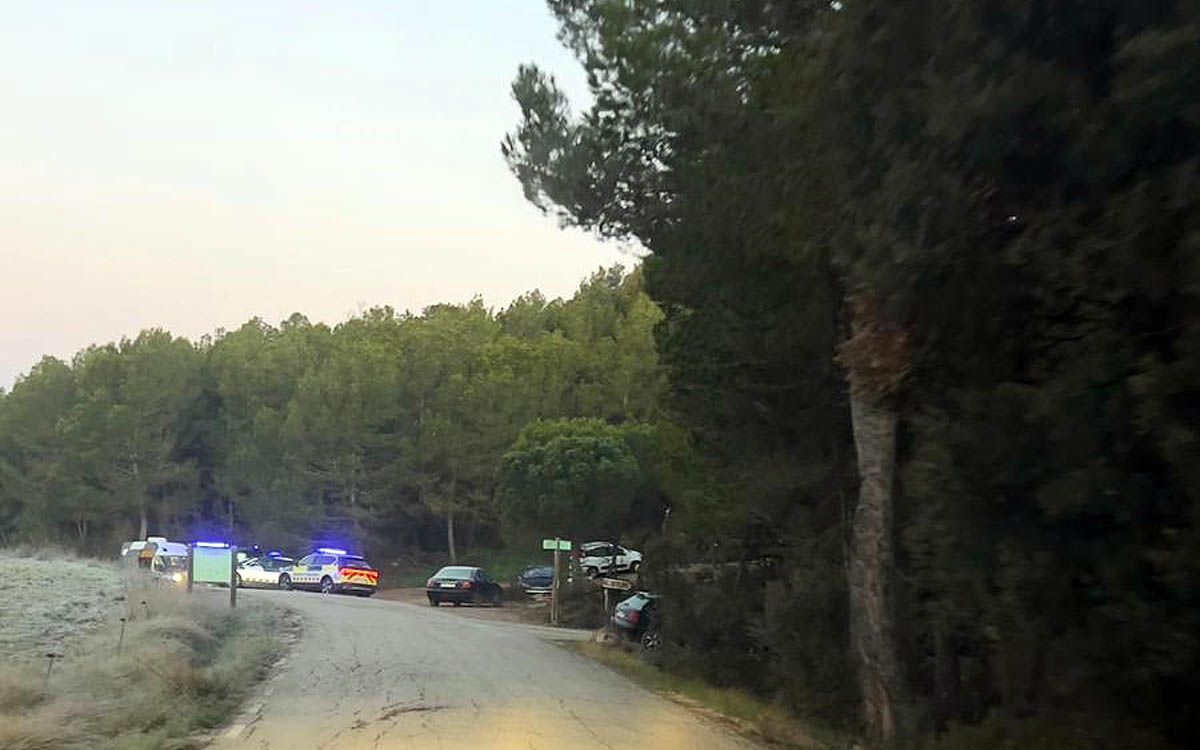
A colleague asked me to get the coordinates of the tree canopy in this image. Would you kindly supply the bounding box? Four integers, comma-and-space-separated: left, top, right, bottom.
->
504, 0, 1200, 747
0, 267, 665, 560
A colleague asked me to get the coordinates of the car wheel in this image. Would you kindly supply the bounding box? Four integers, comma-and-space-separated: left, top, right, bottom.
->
489, 587, 502, 606
428, 596, 439, 607
640, 630, 661, 651
630, 561, 641, 573
320, 576, 334, 594
585, 566, 598, 578
278, 574, 292, 590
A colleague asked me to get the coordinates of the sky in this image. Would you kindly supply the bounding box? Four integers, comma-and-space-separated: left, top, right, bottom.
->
0, 1, 630, 387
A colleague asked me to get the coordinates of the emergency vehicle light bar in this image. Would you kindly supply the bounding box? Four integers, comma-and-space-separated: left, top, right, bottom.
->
317, 547, 347, 555
194, 541, 230, 548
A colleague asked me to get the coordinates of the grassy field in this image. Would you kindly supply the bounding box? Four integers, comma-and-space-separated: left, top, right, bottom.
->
572, 640, 847, 750
0, 552, 289, 750
0, 549, 124, 661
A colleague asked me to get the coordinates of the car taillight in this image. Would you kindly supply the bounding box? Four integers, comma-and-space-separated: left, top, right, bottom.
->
626, 610, 640, 624
459, 581, 473, 589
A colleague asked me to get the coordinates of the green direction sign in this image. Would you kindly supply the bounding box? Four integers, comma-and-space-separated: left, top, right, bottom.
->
542, 539, 572, 551
192, 546, 233, 584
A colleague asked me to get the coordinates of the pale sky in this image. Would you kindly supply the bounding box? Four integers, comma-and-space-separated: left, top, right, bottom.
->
0, 1, 628, 387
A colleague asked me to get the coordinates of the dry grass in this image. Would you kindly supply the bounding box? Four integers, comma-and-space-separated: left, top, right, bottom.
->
0, 555, 289, 750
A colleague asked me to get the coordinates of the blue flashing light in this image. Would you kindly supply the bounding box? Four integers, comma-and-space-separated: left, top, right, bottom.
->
266, 550, 284, 557
316, 547, 348, 555
194, 541, 230, 549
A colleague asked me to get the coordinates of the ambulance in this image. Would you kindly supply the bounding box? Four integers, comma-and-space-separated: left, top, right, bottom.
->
119, 536, 190, 585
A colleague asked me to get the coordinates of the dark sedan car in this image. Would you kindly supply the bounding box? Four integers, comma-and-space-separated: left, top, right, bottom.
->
611, 592, 660, 649
426, 565, 502, 606
515, 564, 554, 596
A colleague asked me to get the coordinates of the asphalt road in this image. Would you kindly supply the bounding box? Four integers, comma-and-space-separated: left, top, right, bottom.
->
209, 588, 761, 750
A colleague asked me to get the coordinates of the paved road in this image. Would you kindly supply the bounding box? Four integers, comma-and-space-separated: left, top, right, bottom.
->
209, 588, 760, 750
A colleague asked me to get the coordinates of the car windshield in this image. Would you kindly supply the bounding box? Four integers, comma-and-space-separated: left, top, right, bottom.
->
160, 556, 188, 571
340, 556, 372, 569
434, 566, 475, 580
621, 594, 654, 610
524, 566, 553, 577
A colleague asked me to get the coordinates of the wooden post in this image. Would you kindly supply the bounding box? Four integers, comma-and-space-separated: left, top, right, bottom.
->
229, 546, 237, 608
551, 538, 561, 627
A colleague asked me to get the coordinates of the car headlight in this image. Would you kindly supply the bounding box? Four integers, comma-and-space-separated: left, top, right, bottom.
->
172, 572, 184, 583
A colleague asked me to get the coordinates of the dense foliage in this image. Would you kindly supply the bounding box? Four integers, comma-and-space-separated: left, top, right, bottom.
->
505, 0, 1199, 748
0, 267, 666, 559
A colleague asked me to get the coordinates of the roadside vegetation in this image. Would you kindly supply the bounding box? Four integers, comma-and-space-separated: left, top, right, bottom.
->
0, 554, 287, 750
575, 639, 840, 750
1, 2, 1197, 749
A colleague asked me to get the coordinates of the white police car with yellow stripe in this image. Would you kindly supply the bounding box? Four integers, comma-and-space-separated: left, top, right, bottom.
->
289, 548, 379, 597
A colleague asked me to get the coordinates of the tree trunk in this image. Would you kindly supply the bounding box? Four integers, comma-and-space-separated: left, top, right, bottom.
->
933, 622, 961, 730
446, 508, 457, 563
848, 387, 900, 746
134, 456, 148, 537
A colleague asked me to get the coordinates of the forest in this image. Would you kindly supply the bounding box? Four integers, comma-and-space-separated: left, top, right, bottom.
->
3, 0, 1198, 748
0, 266, 668, 558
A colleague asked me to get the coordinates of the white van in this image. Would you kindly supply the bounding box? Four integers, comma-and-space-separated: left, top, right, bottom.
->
119, 537, 190, 584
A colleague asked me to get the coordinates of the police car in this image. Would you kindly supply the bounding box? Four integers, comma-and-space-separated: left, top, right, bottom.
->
234, 553, 296, 589
288, 548, 379, 596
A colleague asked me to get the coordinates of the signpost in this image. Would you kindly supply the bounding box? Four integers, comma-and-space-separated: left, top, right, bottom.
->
598, 577, 633, 591
542, 538, 572, 626
598, 576, 633, 619
190, 542, 238, 608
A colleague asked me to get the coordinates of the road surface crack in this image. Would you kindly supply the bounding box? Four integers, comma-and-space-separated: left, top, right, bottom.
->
562, 702, 615, 750
378, 702, 448, 721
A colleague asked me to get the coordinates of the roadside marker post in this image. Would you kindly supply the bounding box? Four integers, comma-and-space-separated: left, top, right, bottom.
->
43, 653, 58, 688
116, 617, 127, 657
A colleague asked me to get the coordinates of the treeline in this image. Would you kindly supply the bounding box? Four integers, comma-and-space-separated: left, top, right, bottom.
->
505, 1, 1198, 749
0, 267, 671, 557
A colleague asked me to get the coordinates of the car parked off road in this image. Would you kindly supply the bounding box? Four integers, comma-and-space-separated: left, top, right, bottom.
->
514, 564, 554, 596
611, 592, 660, 649
578, 542, 642, 577
426, 565, 502, 606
